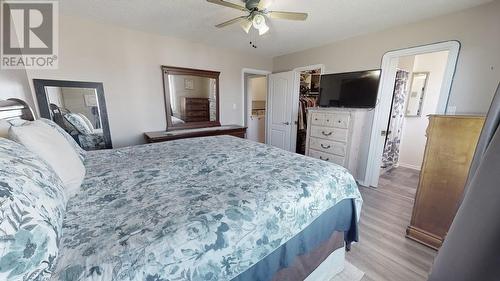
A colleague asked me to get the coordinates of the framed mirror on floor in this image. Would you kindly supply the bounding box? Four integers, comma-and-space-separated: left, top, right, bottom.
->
33, 79, 112, 150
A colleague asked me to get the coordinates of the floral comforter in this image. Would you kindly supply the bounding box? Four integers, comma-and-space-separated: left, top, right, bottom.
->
52, 136, 362, 281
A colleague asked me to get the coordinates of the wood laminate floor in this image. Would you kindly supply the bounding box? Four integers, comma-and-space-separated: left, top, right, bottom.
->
346, 167, 437, 281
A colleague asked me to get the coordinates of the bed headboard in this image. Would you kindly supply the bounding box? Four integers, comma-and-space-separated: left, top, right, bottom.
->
0, 99, 35, 121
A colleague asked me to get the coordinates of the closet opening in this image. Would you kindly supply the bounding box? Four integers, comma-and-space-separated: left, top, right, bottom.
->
296, 68, 322, 154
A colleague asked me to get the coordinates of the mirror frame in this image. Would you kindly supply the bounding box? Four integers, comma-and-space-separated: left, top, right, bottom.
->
405, 72, 429, 117
161, 65, 221, 130
33, 79, 113, 149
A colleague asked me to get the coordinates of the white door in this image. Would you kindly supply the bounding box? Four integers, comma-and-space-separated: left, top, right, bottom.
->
266, 71, 296, 151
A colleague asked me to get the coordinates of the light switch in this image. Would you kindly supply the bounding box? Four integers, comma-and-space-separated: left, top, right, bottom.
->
232, 103, 237, 110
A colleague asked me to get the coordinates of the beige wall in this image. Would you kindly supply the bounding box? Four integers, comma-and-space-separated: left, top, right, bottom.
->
273, 0, 500, 115
3, 1, 499, 148
248, 76, 267, 102
0, 68, 34, 108
399, 51, 449, 169
25, 16, 272, 147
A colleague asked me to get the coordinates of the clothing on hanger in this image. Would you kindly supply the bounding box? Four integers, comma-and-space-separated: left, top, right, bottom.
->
298, 96, 317, 131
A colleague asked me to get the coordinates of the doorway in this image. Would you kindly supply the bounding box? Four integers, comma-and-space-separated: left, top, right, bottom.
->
246, 74, 267, 143
382, 51, 450, 177
365, 41, 460, 187
265, 65, 324, 152
243, 69, 271, 143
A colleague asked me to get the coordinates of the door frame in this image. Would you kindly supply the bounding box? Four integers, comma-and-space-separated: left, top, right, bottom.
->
363, 41, 461, 187
291, 64, 325, 152
242, 68, 271, 128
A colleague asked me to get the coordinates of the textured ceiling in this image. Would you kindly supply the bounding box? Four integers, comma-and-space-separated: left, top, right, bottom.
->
59, 0, 491, 57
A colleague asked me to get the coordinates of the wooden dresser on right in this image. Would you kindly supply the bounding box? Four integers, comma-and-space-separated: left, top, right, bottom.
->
406, 115, 485, 249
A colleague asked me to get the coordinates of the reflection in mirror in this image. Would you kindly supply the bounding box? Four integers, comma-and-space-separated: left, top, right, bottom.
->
168, 75, 217, 124
162, 66, 220, 130
406, 72, 429, 117
34, 80, 112, 150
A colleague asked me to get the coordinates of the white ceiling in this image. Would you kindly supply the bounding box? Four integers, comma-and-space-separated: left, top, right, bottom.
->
59, 0, 491, 57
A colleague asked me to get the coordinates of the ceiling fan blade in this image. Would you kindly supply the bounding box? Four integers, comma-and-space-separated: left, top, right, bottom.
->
267, 11, 308, 21
215, 16, 248, 28
240, 20, 252, 33
206, 0, 247, 12
257, 0, 273, 10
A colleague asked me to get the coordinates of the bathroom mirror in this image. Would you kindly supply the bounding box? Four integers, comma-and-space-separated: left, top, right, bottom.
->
406, 72, 429, 117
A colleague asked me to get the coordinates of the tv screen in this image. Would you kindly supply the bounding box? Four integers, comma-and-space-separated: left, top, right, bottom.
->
318, 70, 381, 108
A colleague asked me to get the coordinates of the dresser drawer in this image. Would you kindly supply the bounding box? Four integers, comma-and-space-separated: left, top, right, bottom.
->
310, 112, 326, 126
186, 104, 209, 110
309, 137, 347, 156
324, 113, 350, 129
185, 98, 209, 105
310, 126, 349, 142
309, 149, 345, 166
185, 111, 209, 117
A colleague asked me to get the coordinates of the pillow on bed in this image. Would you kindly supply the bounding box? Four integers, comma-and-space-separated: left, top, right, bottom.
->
0, 119, 28, 138
64, 113, 92, 135
38, 118, 86, 161
9, 120, 86, 199
0, 138, 66, 281
0, 120, 10, 138
77, 113, 95, 131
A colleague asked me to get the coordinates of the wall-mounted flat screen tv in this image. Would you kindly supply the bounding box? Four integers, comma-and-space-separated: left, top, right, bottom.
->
318, 69, 381, 108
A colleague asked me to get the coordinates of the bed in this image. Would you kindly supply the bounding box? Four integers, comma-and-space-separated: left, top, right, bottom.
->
0, 99, 362, 281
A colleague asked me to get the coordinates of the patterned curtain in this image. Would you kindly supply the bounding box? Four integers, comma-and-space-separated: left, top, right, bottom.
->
381, 70, 410, 169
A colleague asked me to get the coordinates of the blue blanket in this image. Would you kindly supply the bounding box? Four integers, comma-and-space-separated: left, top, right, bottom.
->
53, 136, 362, 281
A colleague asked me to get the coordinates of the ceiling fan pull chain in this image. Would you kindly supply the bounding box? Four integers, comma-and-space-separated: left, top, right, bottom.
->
249, 30, 257, 48
254, 31, 258, 48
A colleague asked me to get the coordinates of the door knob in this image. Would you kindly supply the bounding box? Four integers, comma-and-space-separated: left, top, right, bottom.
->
283, 122, 290, 125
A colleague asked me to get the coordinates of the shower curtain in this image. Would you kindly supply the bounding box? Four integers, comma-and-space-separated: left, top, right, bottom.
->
381, 70, 410, 169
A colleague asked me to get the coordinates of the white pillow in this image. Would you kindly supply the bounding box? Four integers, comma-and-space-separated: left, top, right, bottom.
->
64, 113, 92, 134
0, 120, 10, 138
77, 113, 95, 131
9, 119, 86, 199
0, 119, 27, 138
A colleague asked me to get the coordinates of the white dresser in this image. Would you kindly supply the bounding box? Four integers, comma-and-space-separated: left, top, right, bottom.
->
305, 108, 372, 182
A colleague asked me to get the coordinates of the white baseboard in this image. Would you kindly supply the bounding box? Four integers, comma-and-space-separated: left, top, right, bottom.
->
397, 163, 421, 171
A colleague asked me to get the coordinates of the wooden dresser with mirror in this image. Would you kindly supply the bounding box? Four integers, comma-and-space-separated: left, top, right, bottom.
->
144, 66, 246, 143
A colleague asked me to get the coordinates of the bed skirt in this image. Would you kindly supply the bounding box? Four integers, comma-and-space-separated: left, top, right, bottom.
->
232, 198, 358, 281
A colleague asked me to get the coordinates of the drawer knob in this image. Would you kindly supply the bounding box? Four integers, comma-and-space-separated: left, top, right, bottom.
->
321, 144, 331, 149
322, 131, 333, 136
320, 156, 329, 161
338, 120, 342, 123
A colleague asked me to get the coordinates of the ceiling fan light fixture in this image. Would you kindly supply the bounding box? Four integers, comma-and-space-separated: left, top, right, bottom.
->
240, 20, 252, 34
258, 24, 269, 35
252, 14, 266, 29
207, 0, 308, 39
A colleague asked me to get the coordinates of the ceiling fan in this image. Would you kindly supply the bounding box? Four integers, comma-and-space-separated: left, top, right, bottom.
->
207, 0, 308, 35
